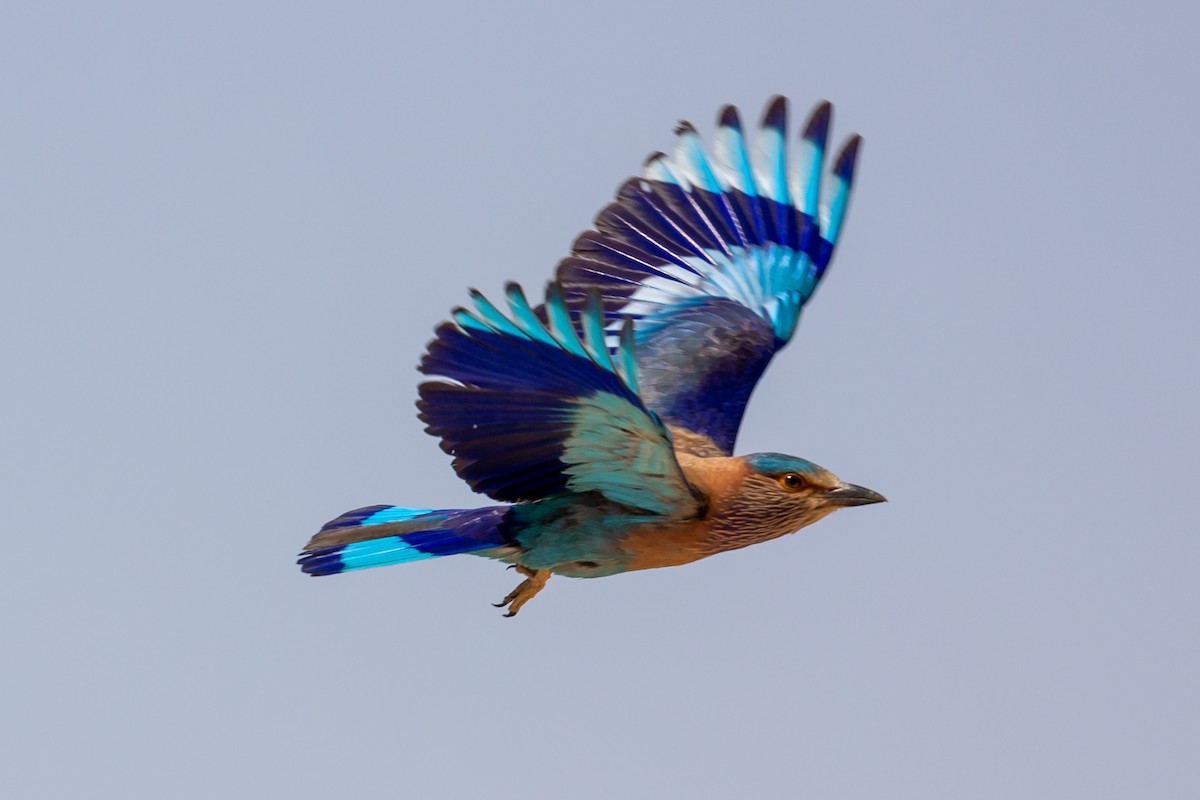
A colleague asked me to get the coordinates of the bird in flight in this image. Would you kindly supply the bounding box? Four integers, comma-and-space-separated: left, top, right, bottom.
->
299, 96, 885, 616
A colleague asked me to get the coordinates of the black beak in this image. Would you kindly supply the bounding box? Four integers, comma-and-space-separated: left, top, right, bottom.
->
825, 483, 887, 507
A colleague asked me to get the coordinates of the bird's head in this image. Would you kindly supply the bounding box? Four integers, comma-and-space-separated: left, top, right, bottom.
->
714, 452, 885, 543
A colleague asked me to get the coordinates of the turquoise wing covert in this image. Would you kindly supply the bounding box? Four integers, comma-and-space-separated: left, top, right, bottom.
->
554, 97, 861, 455
417, 282, 702, 518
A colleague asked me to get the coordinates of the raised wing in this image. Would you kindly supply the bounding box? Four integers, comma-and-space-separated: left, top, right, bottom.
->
418, 282, 702, 517
555, 97, 861, 455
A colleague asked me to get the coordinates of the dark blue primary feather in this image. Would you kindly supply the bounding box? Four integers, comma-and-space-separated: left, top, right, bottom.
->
555, 97, 861, 454
418, 282, 701, 516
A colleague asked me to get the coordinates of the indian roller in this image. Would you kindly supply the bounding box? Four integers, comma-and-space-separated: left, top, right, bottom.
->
298, 96, 886, 616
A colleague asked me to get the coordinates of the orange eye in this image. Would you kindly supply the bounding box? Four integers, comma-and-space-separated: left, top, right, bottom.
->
780, 473, 806, 491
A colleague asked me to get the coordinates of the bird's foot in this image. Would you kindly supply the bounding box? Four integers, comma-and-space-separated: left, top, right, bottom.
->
493, 565, 551, 618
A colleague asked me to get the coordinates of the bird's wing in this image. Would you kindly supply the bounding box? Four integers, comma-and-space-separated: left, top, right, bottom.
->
555, 97, 860, 455
418, 282, 703, 517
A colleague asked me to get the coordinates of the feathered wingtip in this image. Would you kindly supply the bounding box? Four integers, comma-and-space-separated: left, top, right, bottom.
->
821, 133, 862, 251
713, 104, 755, 196
795, 100, 832, 219
647, 95, 860, 258
423, 280, 642, 397
802, 100, 832, 151
834, 133, 862, 183
761, 94, 789, 134
755, 95, 790, 208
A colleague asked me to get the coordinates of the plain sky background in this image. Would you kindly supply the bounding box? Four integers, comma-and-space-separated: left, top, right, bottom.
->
3, 2, 1198, 798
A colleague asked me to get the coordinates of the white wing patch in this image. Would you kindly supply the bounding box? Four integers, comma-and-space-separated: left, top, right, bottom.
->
606, 245, 811, 346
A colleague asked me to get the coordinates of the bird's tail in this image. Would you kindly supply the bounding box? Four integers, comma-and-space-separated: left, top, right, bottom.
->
297, 505, 511, 576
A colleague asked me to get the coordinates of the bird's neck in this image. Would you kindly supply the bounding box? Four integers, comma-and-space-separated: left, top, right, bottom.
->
674, 454, 763, 553
677, 452, 834, 555
675, 452, 748, 506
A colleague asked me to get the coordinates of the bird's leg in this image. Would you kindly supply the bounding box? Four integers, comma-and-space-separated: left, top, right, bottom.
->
493, 565, 551, 618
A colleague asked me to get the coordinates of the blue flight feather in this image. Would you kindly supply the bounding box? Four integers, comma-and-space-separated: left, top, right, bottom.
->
617, 318, 639, 396
672, 121, 722, 194
797, 100, 831, 217
756, 96, 792, 250
642, 151, 678, 184
822, 134, 861, 253
503, 282, 559, 347
714, 105, 757, 197
580, 290, 614, 372
544, 283, 589, 359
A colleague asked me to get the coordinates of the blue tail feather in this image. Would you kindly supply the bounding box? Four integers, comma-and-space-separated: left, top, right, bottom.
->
298, 505, 511, 576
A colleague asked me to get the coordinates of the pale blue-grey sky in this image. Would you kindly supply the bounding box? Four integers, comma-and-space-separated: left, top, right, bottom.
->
3, 2, 1198, 798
